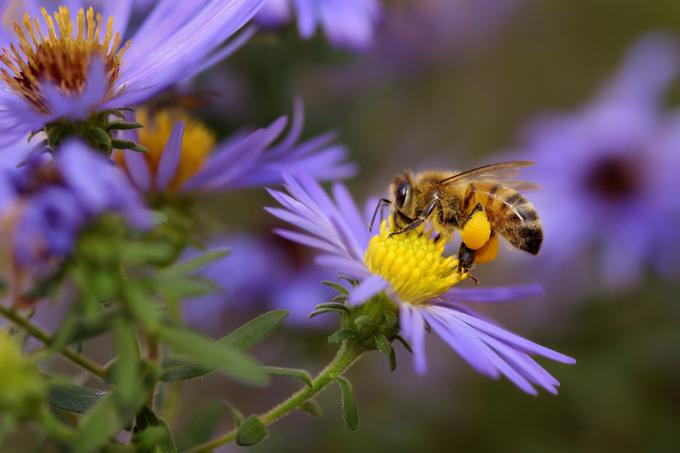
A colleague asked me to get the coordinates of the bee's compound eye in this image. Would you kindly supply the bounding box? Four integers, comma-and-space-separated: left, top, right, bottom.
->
395, 181, 411, 208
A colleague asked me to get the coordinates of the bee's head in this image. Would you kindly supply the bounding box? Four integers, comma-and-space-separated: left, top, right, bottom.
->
390, 171, 416, 222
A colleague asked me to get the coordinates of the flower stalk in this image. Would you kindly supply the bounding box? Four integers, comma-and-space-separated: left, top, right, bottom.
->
0, 304, 107, 379
186, 340, 365, 453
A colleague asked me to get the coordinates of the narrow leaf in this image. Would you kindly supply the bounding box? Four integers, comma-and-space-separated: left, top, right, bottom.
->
157, 324, 268, 385
265, 367, 313, 388
176, 403, 222, 452
235, 416, 268, 446
300, 400, 323, 417
336, 376, 359, 431
113, 319, 141, 406
72, 395, 127, 453
163, 249, 229, 276
47, 382, 106, 413
161, 310, 287, 382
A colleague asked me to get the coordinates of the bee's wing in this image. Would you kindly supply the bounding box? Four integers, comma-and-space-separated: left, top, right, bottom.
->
439, 161, 534, 186
503, 180, 541, 191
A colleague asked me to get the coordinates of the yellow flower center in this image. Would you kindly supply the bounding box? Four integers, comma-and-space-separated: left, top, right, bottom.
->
364, 220, 466, 305
135, 108, 216, 191
0, 6, 129, 113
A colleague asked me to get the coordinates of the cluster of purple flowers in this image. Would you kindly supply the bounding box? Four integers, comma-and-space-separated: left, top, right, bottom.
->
516, 33, 680, 288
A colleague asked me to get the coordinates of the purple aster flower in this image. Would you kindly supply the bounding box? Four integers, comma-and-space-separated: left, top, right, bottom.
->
266, 175, 574, 395
181, 232, 335, 331
256, 0, 381, 51
0, 140, 149, 269
516, 33, 680, 288
0, 0, 262, 141
117, 99, 356, 194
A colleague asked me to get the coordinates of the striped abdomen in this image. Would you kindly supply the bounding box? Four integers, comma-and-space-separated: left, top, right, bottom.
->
462, 182, 543, 255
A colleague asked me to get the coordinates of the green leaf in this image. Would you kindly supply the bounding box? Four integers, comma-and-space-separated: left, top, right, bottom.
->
300, 399, 323, 417
121, 283, 161, 330
265, 367, 313, 388
328, 328, 356, 344
133, 407, 176, 453
224, 402, 244, 428
72, 395, 127, 453
156, 324, 268, 385
113, 319, 141, 406
161, 310, 288, 382
163, 249, 229, 276
47, 382, 106, 413
336, 376, 359, 431
235, 416, 268, 446
175, 403, 222, 452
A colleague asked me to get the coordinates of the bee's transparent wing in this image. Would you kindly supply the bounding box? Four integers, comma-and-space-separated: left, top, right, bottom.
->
439, 161, 534, 186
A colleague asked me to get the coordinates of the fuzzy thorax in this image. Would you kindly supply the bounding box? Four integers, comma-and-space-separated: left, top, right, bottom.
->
365, 220, 466, 305
0, 6, 129, 113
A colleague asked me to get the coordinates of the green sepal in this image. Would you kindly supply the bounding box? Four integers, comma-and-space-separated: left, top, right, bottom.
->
265, 367, 313, 388
87, 127, 112, 152
160, 310, 287, 382
310, 308, 342, 319
321, 281, 349, 295
375, 333, 399, 371
395, 335, 413, 354
107, 122, 144, 131
314, 302, 350, 314
336, 376, 359, 431
300, 399, 323, 417
328, 328, 356, 344
132, 407, 177, 453
47, 382, 106, 414
111, 139, 148, 153
235, 416, 268, 446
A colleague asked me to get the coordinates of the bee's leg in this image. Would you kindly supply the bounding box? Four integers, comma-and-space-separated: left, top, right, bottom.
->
369, 198, 391, 231
463, 202, 485, 225
457, 242, 476, 274
388, 197, 441, 238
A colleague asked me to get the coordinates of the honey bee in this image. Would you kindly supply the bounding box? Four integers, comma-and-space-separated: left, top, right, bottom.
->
370, 161, 542, 274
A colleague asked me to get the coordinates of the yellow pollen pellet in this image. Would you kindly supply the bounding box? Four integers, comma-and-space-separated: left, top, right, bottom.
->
461, 209, 491, 250
474, 234, 499, 264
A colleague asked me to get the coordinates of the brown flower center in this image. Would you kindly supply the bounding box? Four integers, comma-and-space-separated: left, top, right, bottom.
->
0, 6, 130, 114
584, 154, 641, 201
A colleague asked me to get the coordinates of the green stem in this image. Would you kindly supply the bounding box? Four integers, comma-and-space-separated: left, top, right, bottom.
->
146, 336, 160, 408
186, 341, 364, 453
0, 304, 107, 379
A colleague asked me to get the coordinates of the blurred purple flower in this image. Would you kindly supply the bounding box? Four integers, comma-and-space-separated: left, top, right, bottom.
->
256, 0, 381, 51
267, 175, 574, 395
0, 140, 149, 268
181, 233, 335, 331
0, 0, 262, 140
517, 33, 680, 288
118, 99, 356, 194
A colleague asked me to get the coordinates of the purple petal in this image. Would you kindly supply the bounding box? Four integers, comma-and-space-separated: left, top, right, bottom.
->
348, 274, 388, 305
156, 121, 185, 190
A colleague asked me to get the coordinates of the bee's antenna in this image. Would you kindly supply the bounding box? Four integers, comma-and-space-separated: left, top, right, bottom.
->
369, 198, 391, 232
